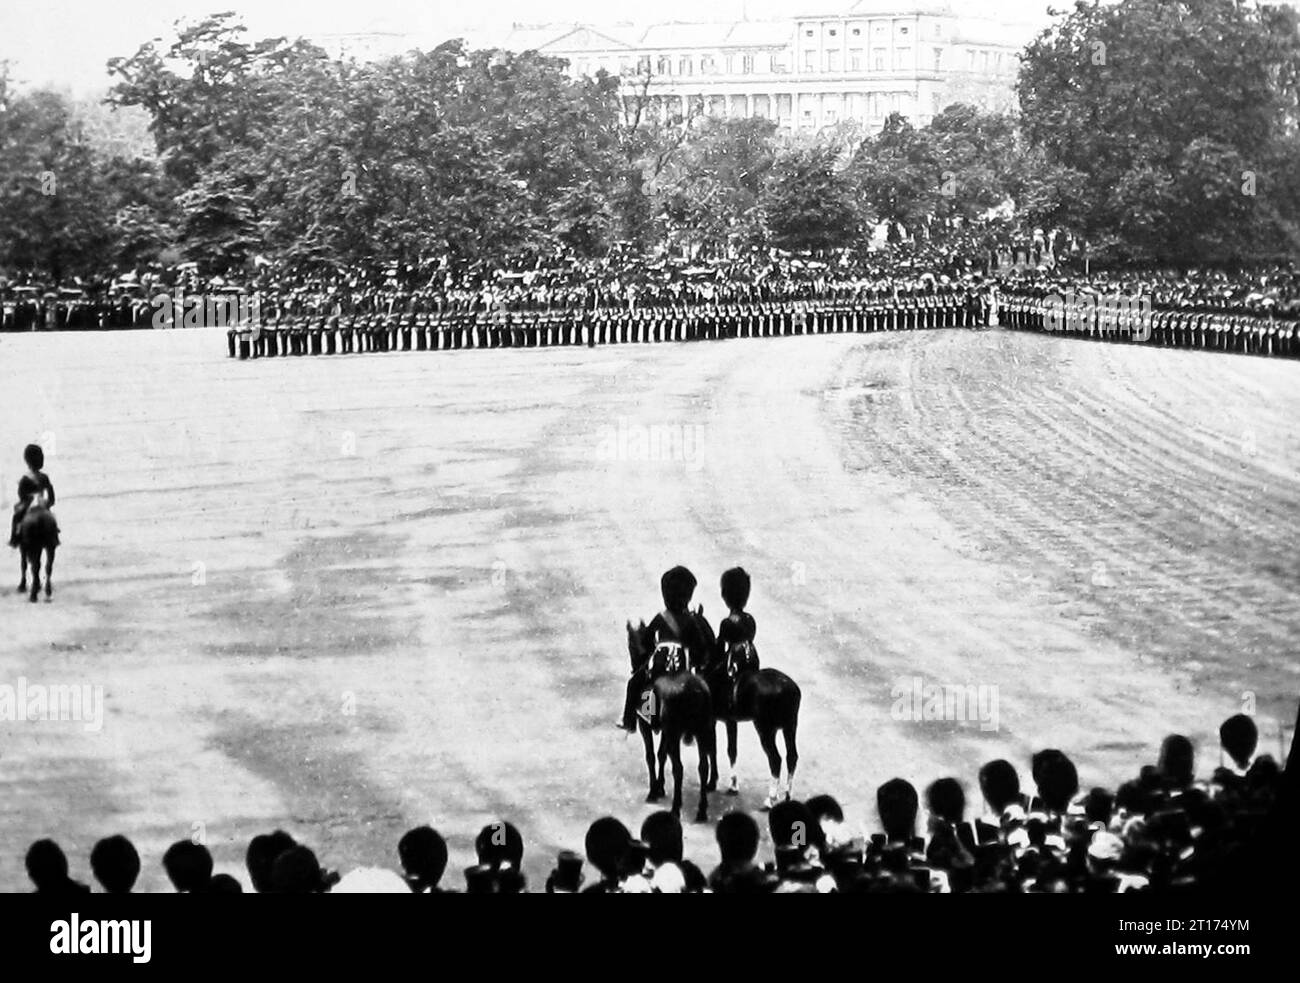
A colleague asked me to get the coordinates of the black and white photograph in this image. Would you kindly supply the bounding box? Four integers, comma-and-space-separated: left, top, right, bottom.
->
0, 0, 1297, 959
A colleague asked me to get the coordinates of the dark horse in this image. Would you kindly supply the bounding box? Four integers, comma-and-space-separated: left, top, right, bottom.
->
18, 494, 59, 603
626, 620, 716, 823
704, 640, 802, 810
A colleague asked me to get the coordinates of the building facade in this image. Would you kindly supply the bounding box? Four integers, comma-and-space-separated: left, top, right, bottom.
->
477, 1, 1038, 132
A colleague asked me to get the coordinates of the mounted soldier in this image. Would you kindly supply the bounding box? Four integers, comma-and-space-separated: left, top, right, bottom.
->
618, 566, 715, 733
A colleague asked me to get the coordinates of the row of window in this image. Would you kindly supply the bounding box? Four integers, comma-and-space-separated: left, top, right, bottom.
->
573, 44, 1011, 79
641, 90, 929, 119
797, 19, 938, 40
802, 47, 930, 73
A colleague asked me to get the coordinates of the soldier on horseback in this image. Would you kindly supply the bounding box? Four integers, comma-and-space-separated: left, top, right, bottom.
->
9, 444, 59, 550
711, 567, 759, 718
618, 565, 713, 732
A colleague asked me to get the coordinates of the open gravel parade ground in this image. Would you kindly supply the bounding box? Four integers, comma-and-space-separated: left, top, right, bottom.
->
8, 1, 1300, 966
2, 326, 1295, 892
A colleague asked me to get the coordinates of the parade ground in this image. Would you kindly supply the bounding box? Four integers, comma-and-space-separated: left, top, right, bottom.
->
1, 327, 1297, 891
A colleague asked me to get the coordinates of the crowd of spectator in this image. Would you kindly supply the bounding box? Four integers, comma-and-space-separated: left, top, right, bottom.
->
20, 712, 1293, 894
6, 248, 1299, 337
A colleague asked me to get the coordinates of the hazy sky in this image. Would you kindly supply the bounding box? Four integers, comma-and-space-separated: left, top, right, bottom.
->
0, 0, 1056, 94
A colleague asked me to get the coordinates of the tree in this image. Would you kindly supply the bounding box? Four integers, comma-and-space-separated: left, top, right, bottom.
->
850, 114, 937, 240
0, 72, 115, 280
1018, 0, 1300, 263
762, 143, 864, 253
652, 116, 778, 256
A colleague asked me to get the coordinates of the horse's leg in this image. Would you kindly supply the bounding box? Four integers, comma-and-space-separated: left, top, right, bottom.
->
781, 716, 799, 801
44, 548, 54, 599
695, 730, 713, 823
757, 723, 783, 810
656, 733, 670, 801
668, 737, 684, 817
28, 548, 40, 603
18, 549, 27, 593
705, 721, 719, 792
725, 719, 740, 795
640, 723, 662, 802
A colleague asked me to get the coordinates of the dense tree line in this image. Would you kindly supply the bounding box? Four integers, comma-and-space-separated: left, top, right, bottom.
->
2, 1, 1298, 282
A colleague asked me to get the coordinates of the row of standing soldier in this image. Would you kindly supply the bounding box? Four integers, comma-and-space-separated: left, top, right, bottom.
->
225, 286, 991, 359
999, 289, 1300, 358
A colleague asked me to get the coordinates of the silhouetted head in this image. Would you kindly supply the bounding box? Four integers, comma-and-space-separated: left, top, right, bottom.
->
1084, 788, 1114, 826
90, 835, 140, 894
25, 839, 70, 891
270, 846, 329, 894
398, 826, 448, 891
805, 794, 845, 853
877, 778, 919, 842
584, 817, 632, 880
1115, 780, 1154, 816
546, 851, 586, 893
769, 799, 815, 850
1219, 715, 1258, 771
1158, 735, 1195, 789
806, 794, 845, 826
979, 759, 1022, 813
246, 830, 297, 893
162, 840, 213, 893
23, 444, 44, 471
716, 812, 760, 866
640, 811, 683, 866
660, 566, 697, 612
475, 820, 524, 870
208, 873, 243, 894
926, 778, 966, 825
1033, 750, 1079, 813
720, 567, 751, 611
1247, 755, 1281, 791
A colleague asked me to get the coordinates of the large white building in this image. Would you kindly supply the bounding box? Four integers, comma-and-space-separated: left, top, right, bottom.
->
471, 1, 1040, 132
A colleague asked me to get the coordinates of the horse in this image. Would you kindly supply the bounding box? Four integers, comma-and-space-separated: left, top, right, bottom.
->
18, 492, 59, 603
626, 619, 716, 823
704, 639, 802, 810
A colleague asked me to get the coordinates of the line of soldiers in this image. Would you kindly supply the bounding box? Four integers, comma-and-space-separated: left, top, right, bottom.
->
0, 293, 156, 332
226, 288, 990, 359
999, 290, 1300, 359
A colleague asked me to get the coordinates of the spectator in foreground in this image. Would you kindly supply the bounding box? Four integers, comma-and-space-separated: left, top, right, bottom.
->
640, 811, 683, 869
1030, 750, 1079, 816
162, 840, 214, 893
474, 819, 527, 893
398, 826, 450, 893
246, 830, 297, 893
1219, 714, 1258, 774
709, 812, 774, 894
270, 845, 337, 894
1157, 735, 1196, 792
25, 839, 90, 895
978, 759, 1027, 827
582, 817, 632, 894
876, 778, 920, 846
89, 835, 140, 894
545, 851, 585, 893
208, 873, 244, 893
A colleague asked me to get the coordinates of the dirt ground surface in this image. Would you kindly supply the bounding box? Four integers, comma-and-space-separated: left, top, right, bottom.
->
1, 326, 1296, 892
